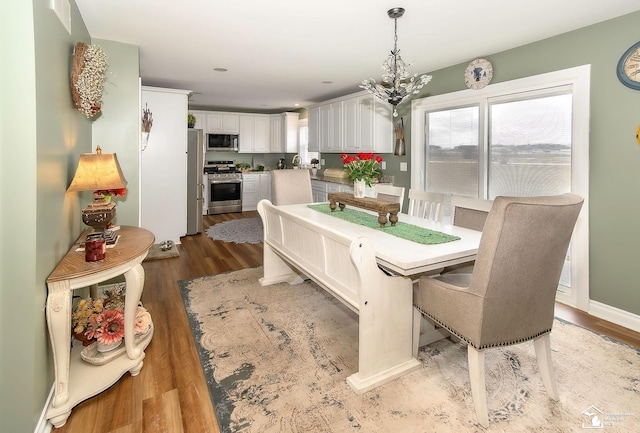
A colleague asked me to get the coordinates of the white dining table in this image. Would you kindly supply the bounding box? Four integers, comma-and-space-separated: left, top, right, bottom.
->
277, 203, 483, 277
258, 200, 484, 393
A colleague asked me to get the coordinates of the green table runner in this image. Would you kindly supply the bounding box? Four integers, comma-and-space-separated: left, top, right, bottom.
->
307, 204, 460, 245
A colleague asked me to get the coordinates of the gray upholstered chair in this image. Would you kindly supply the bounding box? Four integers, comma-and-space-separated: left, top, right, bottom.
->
270, 169, 313, 205
407, 189, 447, 221
413, 194, 583, 427
449, 195, 494, 231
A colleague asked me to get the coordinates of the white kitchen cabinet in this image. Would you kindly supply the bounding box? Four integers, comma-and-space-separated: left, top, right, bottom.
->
238, 114, 269, 153
239, 115, 254, 152
308, 106, 320, 152
311, 179, 327, 203
242, 172, 271, 211
190, 110, 207, 130
311, 179, 354, 203
319, 102, 343, 152
270, 115, 282, 153
253, 115, 270, 153
206, 113, 239, 134
308, 90, 393, 153
270, 112, 299, 153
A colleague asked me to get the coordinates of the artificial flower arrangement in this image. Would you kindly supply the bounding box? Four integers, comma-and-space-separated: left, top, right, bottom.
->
71, 42, 108, 119
72, 287, 152, 348
340, 152, 383, 187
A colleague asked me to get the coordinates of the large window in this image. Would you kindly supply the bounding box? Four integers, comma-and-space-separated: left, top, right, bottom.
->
411, 66, 590, 310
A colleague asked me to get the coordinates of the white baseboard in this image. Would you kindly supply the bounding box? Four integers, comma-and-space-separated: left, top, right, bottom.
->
34, 385, 54, 433
588, 300, 640, 334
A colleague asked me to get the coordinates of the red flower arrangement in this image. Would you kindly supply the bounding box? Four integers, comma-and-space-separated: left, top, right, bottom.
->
340, 152, 383, 187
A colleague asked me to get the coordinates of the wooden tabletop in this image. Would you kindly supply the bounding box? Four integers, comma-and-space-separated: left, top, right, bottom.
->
47, 226, 155, 284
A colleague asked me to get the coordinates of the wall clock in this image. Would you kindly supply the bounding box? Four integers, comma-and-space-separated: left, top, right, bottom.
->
465, 58, 493, 90
616, 41, 640, 90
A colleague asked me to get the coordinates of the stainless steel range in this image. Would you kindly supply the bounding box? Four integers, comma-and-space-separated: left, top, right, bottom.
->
204, 160, 242, 214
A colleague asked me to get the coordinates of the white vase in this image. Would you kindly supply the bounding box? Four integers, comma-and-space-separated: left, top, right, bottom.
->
353, 179, 366, 198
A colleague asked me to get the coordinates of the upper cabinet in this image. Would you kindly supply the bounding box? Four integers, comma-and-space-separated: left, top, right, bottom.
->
192, 110, 300, 153
307, 91, 393, 153
190, 111, 207, 130
206, 113, 240, 134
270, 112, 300, 153
238, 114, 270, 153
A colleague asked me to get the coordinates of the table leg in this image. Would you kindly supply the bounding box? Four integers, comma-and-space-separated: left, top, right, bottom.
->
46, 281, 72, 408
389, 211, 398, 227
377, 211, 388, 227
123, 264, 145, 360
259, 242, 305, 286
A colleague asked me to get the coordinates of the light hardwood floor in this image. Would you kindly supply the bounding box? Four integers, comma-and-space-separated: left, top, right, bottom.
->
53, 211, 640, 432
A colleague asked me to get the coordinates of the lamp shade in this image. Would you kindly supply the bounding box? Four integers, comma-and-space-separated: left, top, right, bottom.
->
67, 148, 128, 192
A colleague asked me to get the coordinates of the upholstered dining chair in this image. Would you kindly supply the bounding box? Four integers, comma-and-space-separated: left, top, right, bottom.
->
271, 169, 313, 205
449, 194, 494, 231
407, 189, 447, 221
413, 194, 583, 427
373, 184, 405, 211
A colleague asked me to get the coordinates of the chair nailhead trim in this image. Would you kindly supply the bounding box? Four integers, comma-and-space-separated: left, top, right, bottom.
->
414, 305, 552, 350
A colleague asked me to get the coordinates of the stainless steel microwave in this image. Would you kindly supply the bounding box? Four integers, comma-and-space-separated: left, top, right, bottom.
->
207, 134, 239, 151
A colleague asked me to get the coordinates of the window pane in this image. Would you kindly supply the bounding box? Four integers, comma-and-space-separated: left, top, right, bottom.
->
488, 94, 572, 198
426, 106, 479, 196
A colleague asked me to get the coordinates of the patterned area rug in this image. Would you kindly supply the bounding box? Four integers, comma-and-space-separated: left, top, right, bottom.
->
206, 218, 263, 244
179, 268, 640, 433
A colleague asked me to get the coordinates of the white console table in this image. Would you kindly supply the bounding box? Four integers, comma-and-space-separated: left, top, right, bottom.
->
45, 226, 155, 427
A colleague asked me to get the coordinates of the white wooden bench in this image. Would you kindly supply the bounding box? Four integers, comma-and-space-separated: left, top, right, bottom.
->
257, 199, 420, 393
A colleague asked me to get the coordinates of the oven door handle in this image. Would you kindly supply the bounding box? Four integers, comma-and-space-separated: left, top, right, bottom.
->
210, 179, 242, 184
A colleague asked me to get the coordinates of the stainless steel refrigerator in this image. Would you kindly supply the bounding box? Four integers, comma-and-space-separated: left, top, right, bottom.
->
186, 129, 204, 235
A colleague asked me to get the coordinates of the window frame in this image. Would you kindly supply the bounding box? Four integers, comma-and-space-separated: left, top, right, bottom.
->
411, 65, 590, 311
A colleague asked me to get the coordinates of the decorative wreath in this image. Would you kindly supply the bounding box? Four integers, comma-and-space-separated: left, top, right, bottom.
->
70, 42, 108, 118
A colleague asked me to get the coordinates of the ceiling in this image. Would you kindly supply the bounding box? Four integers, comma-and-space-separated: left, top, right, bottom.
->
76, 0, 640, 112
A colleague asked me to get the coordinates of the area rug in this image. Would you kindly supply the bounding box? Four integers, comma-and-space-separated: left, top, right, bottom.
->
179, 268, 640, 433
206, 218, 263, 244
143, 243, 180, 261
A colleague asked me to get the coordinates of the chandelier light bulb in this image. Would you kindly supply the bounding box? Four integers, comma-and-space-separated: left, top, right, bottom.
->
360, 7, 432, 117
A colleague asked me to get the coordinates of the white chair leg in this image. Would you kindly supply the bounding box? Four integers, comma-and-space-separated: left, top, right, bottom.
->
467, 345, 489, 428
533, 334, 559, 400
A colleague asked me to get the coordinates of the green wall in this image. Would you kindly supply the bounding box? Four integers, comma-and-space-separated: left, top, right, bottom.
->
1, 0, 92, 432
92, 39, 141, 227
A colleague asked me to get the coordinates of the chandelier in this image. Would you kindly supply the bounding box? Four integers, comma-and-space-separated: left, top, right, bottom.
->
360, 7, 432, 117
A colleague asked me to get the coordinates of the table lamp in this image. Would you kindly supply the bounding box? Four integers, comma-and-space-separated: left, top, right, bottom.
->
67, 146, 128, 243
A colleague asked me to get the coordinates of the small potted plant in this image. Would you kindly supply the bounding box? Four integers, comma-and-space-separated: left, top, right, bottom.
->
236, 162, 251, 173
310, 158, 320, 175
187, 113, 196, 128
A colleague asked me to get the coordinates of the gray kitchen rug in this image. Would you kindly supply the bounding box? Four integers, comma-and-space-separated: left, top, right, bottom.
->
178, 267, 640, 433
206, 218, 263, 244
